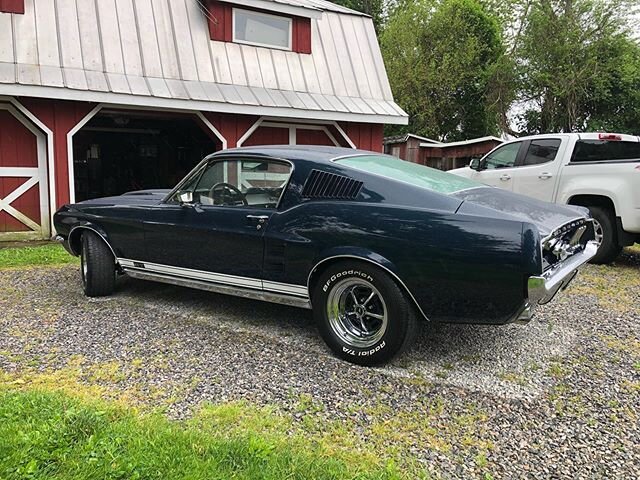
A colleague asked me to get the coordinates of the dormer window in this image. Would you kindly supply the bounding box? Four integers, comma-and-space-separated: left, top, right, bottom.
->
204, 0, 311, 54
233, 8, 292, 51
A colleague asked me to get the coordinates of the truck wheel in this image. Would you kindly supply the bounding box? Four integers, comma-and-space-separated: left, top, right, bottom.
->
312, 261, 419, 366
588, 206, 622, 264
80, 231, 116, 297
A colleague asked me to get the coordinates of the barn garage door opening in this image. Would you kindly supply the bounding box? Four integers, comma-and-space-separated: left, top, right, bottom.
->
72, 111, 220, 202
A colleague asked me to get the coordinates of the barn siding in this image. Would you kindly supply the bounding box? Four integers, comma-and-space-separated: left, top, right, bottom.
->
206, 1, 233, 42
0, 0, 24, 14
19, 98, 96, 208
297, 129, 334, 146
202, 112, 258, 148
292, 17, 311, 54
0, 109, 37, 232
243, 126, 289, 146
342, 122, 384, 152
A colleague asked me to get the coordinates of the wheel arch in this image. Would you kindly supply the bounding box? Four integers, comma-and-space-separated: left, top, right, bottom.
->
306, 250, 430, 321
68, 225, 117, 260
567, 194, 616, 214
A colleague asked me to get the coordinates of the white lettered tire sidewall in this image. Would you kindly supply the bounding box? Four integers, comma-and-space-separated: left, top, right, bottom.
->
312, 261, 418, 366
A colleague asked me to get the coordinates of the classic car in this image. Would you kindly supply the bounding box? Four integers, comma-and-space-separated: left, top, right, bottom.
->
54, 146, 598, 365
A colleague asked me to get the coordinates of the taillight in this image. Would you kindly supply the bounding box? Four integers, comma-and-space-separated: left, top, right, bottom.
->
598, 133, 622, 141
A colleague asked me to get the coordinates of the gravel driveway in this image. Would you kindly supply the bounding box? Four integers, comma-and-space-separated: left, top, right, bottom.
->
1, 250, 639, 479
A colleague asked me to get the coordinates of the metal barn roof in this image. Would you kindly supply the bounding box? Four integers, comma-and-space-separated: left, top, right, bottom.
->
0, 0, 407, 124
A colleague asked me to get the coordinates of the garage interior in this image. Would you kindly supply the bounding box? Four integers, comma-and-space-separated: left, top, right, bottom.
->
72, 111, 219, 202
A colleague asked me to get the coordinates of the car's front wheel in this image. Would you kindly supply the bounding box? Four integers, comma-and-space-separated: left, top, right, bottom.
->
80, 231, 116, 297
312, 261, 419, 366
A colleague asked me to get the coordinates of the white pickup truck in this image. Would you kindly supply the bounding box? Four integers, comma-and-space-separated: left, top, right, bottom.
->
451, 133, 640, 264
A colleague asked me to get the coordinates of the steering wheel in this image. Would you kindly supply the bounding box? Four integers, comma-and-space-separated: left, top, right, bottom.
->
208, 182, 248, 206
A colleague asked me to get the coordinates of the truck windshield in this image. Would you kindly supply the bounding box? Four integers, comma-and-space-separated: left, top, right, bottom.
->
571, 140, 640, 162
335, 154, 482, 195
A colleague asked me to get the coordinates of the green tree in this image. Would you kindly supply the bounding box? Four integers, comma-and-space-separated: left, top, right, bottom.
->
381, 0, 507, 141
515, 0, 640, 134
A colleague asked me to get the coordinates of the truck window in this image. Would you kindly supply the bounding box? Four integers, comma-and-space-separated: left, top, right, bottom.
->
484, 142, 521, 169
522, 139, 561, 166
571, 140, 640, 163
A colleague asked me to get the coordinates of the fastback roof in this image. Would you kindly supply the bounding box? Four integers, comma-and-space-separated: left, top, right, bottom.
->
0, 0, 407, 125
217, 144, 372, 161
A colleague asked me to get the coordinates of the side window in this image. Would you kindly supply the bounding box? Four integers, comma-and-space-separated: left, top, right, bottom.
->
484, 142, 521, 169
192, 158, 292, 208
522, 139, 561, 166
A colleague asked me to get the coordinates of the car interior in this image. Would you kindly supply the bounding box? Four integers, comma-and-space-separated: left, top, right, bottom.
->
174, 158, 291, 209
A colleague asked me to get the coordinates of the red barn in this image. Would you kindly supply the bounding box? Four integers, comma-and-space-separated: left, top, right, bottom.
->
0, 0, 407, 240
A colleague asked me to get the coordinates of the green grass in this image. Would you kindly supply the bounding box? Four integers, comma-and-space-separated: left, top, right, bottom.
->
0, 243, 77, 269
0, 389, 399, 480
568, 244, 640, 314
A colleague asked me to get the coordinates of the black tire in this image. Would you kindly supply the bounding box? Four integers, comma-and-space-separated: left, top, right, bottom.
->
588, 206, 622, 264
80, 231, 116, 297
312, 261, 419, 366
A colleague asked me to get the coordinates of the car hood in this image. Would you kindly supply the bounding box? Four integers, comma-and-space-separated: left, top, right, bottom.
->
448, 166, 472, 177
76, 189, 171, 207
452, 187, 589, 237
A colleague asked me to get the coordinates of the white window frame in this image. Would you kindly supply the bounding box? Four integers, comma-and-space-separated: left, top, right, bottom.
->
232, 7, 293, 51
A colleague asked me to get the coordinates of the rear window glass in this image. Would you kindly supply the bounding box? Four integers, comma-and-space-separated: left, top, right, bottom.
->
335, 154, 482, 195
571, 140, 640, 162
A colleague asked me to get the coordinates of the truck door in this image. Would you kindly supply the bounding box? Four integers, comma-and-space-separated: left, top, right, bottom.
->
469, 141, 524, 190
510, 138, 563, 202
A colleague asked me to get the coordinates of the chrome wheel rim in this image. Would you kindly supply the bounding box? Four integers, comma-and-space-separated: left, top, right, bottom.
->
81, 248, 87, 284
592, 219, 604, 246
326, 278, 387, 349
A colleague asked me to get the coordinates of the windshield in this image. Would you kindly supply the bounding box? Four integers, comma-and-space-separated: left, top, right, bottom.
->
335, 154, 482, 195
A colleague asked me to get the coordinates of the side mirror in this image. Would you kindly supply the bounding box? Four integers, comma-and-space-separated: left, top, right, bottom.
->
469, 158, 482, 171
177, 191, 193, 204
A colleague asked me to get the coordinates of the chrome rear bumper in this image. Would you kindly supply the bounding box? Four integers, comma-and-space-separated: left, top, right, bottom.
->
528, 241, 598, 305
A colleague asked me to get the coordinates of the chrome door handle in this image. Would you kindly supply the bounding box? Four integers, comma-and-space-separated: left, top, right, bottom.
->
538, 173, 553, 179
500, 174, 511, 181
246, 215, 269, 230
246, 215, 268, 223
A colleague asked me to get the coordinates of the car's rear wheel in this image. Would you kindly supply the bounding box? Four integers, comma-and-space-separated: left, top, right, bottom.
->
312, 261, 419, 366
80, 231, 116, 297
588, 206, 622, 264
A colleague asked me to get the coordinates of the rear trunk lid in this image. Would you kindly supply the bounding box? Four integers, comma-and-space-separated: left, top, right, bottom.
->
451, 187, 588, 238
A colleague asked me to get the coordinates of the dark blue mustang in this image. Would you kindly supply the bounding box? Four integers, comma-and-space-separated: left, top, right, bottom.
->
54, 146, 597, 365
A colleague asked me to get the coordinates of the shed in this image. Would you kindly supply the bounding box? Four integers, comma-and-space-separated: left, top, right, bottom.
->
0, 0, 407, 240
384, 135, 503, 171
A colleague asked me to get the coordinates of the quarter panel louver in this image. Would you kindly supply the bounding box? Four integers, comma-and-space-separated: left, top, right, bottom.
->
301, 169, 363, 199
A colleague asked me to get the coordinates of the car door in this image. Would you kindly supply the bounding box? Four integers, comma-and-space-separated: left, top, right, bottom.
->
509, 138, 564, 202
470, 141, 524, 190
142, 156, 293, 282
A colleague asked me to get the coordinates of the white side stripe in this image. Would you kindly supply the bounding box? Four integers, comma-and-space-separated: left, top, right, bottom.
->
117, 258, 308, 298
262, 281, 309, 298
